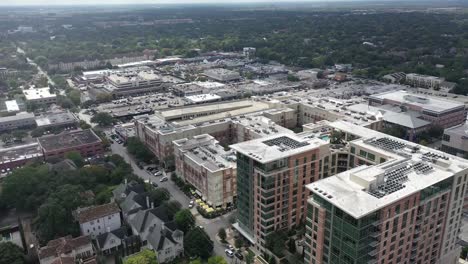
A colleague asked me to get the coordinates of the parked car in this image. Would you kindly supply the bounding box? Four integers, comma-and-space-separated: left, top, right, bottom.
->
235, 251, 244, 260
154, 171, 163, 176
225, 249, 234, 258
152, 182, 159, 188
160, 176, 168, 182
189, 200, 194, 208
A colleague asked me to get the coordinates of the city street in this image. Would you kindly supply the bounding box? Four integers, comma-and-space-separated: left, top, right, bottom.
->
108, 138, 240, 262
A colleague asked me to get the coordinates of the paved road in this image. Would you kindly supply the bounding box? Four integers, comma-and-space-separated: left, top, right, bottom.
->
109, 139, 190, 209
17, 46, 56, 86
108, 137, 239, 262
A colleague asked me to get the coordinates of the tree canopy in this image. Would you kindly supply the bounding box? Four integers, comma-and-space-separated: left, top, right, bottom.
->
175, 209, 195, 233
126, 137, 156, 163
0, 242, 26, 264
184, 227, 214, 259
124, 249, 158, 264
90, 112, 114, 127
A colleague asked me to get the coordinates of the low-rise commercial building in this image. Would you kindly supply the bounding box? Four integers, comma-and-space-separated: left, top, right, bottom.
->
406, 73, 445, 89
441, 122, 468, 157
0, 112, 35, 132
174, 134, 237, 208
23, 87, 57, 105
35, 111, 79, 129
369, 90, 466, 129
0, 142, 44, 171
203, 68, 241, 82
37, 129, 104, 160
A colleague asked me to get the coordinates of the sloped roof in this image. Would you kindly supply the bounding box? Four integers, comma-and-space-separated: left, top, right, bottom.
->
38, 235, 91, 259
96, 226, 127, 249
383, 112, 431, 129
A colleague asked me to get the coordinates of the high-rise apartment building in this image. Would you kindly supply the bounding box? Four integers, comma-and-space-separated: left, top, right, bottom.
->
230, 133, 330, 252
304, 121, 468, 264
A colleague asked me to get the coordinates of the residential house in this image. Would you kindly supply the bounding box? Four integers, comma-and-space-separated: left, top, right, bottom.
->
37, 235, 94, 264
74, 202, 121, 239
95, 227, 140, 257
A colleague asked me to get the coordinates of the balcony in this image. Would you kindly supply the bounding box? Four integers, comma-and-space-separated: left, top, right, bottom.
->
369, 240, 379, 247
368, 249, 378, 257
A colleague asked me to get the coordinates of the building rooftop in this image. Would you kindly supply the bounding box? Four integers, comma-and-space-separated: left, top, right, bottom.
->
174, 134, 237, 172
0, 112, 34, 123
0, 142, 43, 165
35, 111, 78, 127
370, 90, 465, 113
5, 100, 19, 112
157, 100, 254, 120
185, 94, 221, 103
307, 121, 468, 219
75, 202, 120, 224
443, 122, 468, 137
230, 133, 327, 163
38, 129, 102, 152
23, 87, 56, 101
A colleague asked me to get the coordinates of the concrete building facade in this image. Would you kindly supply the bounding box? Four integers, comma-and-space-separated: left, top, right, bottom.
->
173, 134, 237, 208
303, 121, 468, 264
230, 133, 330, 252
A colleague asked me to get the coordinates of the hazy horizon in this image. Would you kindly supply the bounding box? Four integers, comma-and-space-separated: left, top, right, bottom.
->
0, 0, 446, 7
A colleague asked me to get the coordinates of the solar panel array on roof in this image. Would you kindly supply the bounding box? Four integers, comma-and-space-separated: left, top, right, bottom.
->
263, 136, 310, 150
412, 162, 433, 174
369, 164, 411, 199
368, 137, 406, 151
422, 152, 449, 161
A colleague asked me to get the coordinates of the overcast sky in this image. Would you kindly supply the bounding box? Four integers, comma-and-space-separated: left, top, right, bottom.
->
1, 0, 375, 6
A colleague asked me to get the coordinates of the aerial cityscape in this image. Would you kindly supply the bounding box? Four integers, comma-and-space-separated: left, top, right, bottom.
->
1, 1, 468, 264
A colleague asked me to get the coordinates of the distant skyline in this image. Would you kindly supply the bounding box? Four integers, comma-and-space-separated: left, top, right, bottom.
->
0, 0, 437, 6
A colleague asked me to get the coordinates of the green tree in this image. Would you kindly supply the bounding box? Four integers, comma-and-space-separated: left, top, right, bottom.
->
287, 74, 300, 82
161, 200, 181, 220
65, 151, 84, 168
218, 228, 227, 243
12, 130, 28, 142
148, 188, 170, 207
246, 251, 255, 264
184, 227, 214, 259
126, 137, 156, 163
1, 133, 13, 143
96, 93, 113, 103
68, 90, 81, 106
175, 209, 194, 233
189, 259, 202, 264
31, 127, 45, 137
124, 249, 158, 264
36, 184, 88, 243
0, 242, 26, 264
91, 112, 114, 127
234, 237, 243, 249
79, 120, 92, 129
34, 56, 48, 69
265, 231, 287, 258
208, 256, 228, 264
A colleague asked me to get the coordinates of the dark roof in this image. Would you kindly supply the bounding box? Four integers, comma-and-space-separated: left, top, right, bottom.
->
112, 181, 145, 202
148, 225, 183, 251
96, 227, 127, 249
38, 235, 92, 259
119, 191, 148, 215
75, 202, 120, 223
38, 129, 102, 152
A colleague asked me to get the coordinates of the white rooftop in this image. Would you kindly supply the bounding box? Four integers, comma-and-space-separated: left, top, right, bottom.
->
370, 90, 465, 113
307, 120, 468, 219
5, 100, 19, 112
185, 94, 221, 103
230, 133, 327, 163
23, 87, 56, 101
